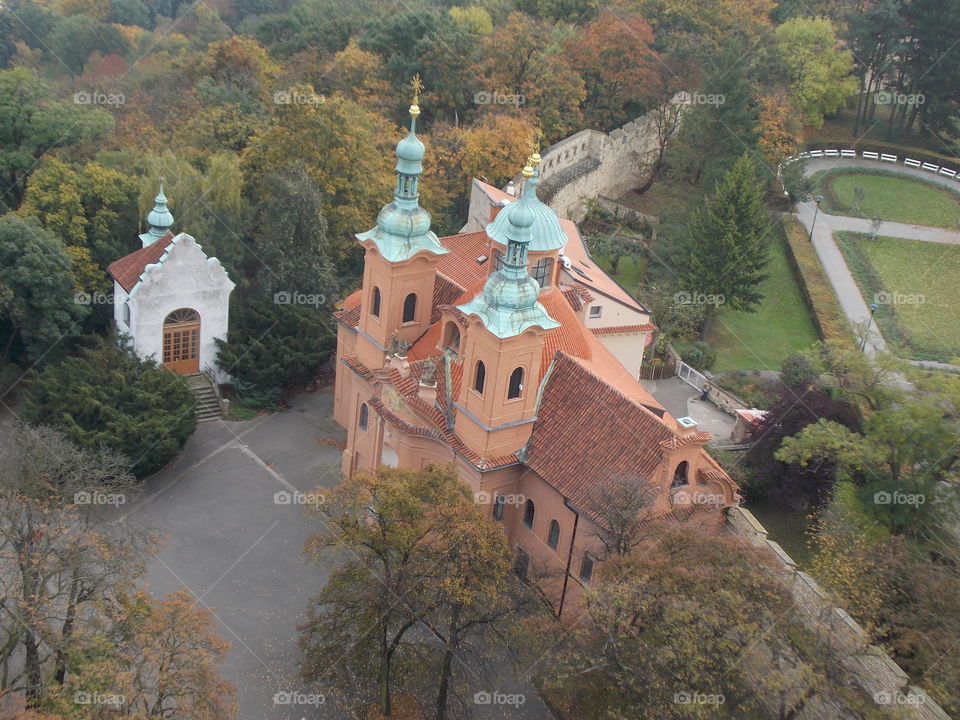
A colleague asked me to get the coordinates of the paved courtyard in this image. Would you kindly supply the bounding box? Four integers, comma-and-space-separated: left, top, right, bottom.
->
642, 377, 736, 444
115, 387, 554, 720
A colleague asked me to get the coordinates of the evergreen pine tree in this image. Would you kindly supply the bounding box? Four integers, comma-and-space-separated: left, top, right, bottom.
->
677, 154, 770, 317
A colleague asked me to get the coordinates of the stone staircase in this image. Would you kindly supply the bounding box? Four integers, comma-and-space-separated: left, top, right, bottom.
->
185, 373, 222, 422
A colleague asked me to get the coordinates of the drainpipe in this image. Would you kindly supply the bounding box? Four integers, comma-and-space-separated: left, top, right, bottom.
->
557, 503, 579, 619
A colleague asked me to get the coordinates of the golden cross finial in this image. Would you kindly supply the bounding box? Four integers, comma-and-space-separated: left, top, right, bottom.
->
410, 74, 424, 106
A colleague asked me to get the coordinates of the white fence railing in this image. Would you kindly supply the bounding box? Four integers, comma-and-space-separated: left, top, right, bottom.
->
783, 148, 960, 181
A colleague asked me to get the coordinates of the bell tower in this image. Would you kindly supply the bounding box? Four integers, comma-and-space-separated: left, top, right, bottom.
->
453, 162, 560, 458
355, 76, 449, 370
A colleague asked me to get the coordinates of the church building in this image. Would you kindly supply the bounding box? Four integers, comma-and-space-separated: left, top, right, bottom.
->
333, 95, 739, 613
107, 181, 235, 380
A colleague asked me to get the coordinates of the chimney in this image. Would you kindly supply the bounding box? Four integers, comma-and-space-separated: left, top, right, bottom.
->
417, 381, 437, 404
676, 416, 698, 436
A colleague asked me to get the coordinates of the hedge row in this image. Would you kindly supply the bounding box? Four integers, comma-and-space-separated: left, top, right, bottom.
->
780, 216, 855, 348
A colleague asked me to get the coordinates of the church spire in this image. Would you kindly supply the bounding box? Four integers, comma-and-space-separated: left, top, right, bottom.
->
356, 74, 448, 263
457, 162, 559, 338
140, 177, 174, 247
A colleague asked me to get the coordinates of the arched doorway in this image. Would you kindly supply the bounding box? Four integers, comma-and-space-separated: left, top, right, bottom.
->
162, 308, 200, 374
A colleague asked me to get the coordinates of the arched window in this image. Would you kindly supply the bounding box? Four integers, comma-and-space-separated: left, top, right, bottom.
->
359, 403, 369, 431
492, 248, 505, 271
547, 519, 560, 549
671, 461, 689, 488
532, 257, 553, 288
442, 322, 460, 352
122, 301, 131, 327
507, 367, 524, 399
402, 293, 417, 323
579, 554, 594, 582
474, 361, 486, 394
493, 494, 506, 522
523, 498, 535, 528
372, 287, 381, 318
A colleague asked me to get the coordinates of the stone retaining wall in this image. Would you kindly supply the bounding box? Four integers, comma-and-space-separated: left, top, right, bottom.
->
537, 98, 684, 221
727, 506, 951, 719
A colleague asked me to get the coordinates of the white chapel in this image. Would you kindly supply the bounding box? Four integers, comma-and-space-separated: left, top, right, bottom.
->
107, 180, 234, 380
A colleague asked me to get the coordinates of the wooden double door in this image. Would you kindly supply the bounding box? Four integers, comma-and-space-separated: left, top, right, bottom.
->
162, 308, 200, 374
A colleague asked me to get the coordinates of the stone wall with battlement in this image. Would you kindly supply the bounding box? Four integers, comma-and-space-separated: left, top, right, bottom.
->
727, 506, 952, 720
537, 100, 679, 221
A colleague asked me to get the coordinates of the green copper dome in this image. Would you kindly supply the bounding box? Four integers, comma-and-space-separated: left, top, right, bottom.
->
140, 178, 174, 247
357, 103, 448, 263
457, 166, 559, 339
486, 166, 566, 252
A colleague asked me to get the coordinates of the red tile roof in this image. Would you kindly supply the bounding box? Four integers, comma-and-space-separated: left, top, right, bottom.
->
524, 352, 677, 519
107, 232, 175, 292
437, 231, 490, 290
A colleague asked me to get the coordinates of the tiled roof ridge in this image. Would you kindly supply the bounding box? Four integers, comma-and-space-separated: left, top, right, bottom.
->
555, 351, 677, 433
590, 323, 657, 336
659, 431, 713, 451
376, 364, 519, 471
107, 231, 177, 292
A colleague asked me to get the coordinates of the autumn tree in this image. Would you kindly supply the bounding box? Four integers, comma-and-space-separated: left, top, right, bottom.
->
242, 92, 394, 271
319, 38, 390, 111
527, 528, 828, 719
138, 151, 247, 270
119, 590, 238, 719
0, 68, 114, 209
0, 425, 153, 700
300, 464, 530, 718
475, 12, 586, 141
774, 16, 857, 128
756, 92, 803, 166
564, 8, 657, 130
20, 158, 140, 272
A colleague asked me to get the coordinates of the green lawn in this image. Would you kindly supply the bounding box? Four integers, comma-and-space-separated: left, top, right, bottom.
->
835, 232, 960, 362
821, 171, 960, 228
592, 254, 647, 296
706, 230, 820, 372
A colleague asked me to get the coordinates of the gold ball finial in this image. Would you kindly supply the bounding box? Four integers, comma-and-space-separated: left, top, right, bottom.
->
529, 152, 542, 166
410, 104, 421, 117
522, 165, 534, 179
